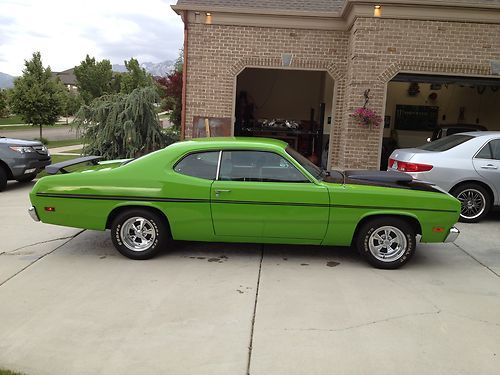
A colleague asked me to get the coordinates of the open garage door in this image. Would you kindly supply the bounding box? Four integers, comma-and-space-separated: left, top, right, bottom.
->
234, 68, 334, 168
382, 73, 500, 169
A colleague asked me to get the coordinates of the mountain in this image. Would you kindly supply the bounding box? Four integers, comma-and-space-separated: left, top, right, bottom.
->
112, 60, 175, 77
0, 72, 15, 89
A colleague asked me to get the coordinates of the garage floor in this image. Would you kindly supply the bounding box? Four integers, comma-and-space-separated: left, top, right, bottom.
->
1, 182, 499, 375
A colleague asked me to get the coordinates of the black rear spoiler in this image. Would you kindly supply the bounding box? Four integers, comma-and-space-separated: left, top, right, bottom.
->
45, 156, 103, 175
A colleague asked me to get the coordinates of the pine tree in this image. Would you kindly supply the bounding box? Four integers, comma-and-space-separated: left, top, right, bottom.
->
73, 86, 168, 159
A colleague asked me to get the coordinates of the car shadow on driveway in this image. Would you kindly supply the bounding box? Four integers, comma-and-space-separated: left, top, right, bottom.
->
50, 228, 464, 271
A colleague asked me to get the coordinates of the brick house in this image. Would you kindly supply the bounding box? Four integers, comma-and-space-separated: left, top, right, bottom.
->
172, 0, 500, 170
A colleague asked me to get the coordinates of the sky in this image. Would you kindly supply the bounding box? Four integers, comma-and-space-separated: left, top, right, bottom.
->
0, 0, 184, 76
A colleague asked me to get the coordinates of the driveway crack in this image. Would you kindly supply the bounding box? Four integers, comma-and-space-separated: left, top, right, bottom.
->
453, 243, 499, 278
284, 309, 442, 333
0, 230, 85, 288
246, 244, 264, 375
3, 235, 78, 254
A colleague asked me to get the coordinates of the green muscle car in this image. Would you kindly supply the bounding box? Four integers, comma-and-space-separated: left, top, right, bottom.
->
28, 138, 461, 269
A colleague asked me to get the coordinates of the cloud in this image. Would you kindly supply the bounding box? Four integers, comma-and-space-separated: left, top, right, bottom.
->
0, 0, 183, 75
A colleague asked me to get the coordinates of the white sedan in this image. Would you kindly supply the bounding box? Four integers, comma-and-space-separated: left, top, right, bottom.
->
388, 132, 500, 223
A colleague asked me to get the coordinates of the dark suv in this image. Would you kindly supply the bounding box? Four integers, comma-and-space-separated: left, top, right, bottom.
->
0, 137, 51, 191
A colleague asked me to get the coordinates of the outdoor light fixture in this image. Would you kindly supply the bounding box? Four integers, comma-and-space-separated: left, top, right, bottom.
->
205, 11, 212, 24
374, 4, 382, 17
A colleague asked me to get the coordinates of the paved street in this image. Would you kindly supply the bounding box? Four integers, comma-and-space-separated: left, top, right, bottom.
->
0, 182, 499, 375
0, 125, 78, 141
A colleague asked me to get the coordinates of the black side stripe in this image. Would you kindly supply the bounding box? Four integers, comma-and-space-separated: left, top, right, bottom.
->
36, 192, 457, 213
37, 193, 210, 204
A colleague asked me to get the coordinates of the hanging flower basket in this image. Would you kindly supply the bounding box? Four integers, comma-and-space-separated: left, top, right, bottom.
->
350, 107, 382, 129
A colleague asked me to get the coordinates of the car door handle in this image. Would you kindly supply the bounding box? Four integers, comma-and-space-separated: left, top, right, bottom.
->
481, 164, 498, 170
214, 189, 231, 198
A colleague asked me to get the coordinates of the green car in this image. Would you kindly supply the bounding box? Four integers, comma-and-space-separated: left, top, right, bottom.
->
28, 138, 461, 269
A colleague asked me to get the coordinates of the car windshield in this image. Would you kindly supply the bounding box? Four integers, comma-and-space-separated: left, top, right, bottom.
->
285, 146, 323, 180
417, 134, 474, 151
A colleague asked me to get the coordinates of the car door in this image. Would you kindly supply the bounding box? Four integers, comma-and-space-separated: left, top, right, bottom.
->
472, 138, 500, 201
210, 150, 329, 240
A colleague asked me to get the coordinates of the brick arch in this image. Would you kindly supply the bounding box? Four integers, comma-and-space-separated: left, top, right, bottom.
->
378, 60, 492, 83
229, 56, 345, 81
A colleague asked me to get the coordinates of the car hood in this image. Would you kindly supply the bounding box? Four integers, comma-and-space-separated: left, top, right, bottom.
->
325, 169, 444, 194
0, 137, 44, 146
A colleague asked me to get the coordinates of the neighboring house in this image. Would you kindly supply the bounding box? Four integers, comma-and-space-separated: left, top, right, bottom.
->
52, 68, 77, 91
172, 0, 500, 170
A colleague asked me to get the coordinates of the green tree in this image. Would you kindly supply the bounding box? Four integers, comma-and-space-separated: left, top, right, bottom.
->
120, 58, 152, 94
57, 84, 83, 123
174, 48, 184, 73
9, 52, 63, 138
154, 48, 183, 129
73, 86, 168, 159
74, 55, 113, 104
0, 89, 9, 117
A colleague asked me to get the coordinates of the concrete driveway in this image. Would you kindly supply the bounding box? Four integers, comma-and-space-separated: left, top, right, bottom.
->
0, 182, 499, 375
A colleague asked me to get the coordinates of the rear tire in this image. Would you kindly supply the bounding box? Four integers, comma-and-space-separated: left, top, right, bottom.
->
356, 217, 416, 269
16, 173, 37, 183
0, 167, 7, 192
450, 183, 491, 223
111, 208, 169, 260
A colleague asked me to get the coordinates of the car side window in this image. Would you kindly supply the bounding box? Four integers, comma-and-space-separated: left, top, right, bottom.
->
491, 140, 500, 160
219, 151, 309, 183
476, 140, 500, 160
174, 151, 220, 180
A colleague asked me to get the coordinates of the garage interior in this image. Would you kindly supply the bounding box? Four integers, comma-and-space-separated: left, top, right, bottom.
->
234, 68, 334, 168
382, 73, 500, 168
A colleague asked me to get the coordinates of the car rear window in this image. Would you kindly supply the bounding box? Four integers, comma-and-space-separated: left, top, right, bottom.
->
174, 151, 219, 180
417, 134, 474, 151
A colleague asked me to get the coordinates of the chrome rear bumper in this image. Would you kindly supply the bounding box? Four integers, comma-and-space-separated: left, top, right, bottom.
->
445, 227, 460, 243
28, 206, 40, 222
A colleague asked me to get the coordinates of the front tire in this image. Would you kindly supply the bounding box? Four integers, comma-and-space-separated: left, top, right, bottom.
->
111, 209, 169, 260
450, 183, 491, 223
356, 217, 416, 269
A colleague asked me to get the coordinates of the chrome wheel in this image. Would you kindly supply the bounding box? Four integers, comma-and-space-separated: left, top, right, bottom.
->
456, 188, 485, 220
120, 217, 157, 252
368, 226, 408, 262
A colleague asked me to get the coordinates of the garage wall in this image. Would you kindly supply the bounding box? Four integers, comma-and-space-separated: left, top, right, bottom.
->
340, 17, 500, 169
184, 22, 349, 163
184, 16, 500, 170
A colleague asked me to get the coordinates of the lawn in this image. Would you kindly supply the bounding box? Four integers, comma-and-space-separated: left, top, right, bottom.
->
47, 139, 82, 148
0, 115, 23, 125
0, 369, 25, 375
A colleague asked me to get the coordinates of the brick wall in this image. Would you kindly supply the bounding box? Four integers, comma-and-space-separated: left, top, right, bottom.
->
185, 18, 500, 169
342, 17, 500, 169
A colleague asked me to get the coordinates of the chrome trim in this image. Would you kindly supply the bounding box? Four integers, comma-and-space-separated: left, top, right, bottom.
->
445, 227, 460, 243
28, 206, 40, 222
215, 150, 222, 181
